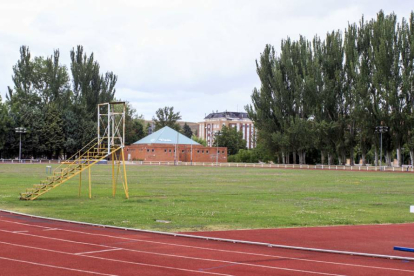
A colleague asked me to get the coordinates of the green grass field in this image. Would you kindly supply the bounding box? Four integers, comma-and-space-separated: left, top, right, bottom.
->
0, 164, 413, 232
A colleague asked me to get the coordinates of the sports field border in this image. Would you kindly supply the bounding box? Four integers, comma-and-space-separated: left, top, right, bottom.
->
2, 160, 414, 174
1, 208, 413, 262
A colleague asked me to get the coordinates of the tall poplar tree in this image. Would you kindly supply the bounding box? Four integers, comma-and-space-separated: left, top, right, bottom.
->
248, 10, 414, 166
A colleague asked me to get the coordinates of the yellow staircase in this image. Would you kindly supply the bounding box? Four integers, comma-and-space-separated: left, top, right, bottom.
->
20, 138, 122, 200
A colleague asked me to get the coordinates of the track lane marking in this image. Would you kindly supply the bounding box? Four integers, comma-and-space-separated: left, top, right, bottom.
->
0, 256, 118, 276
0, 241, 233, 276
0, 231, 345, 276
0, 218, 413, 274
75, 248, 123, 255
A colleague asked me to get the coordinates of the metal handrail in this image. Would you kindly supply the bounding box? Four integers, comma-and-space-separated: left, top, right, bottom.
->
55, 138, 120, 177
53, 137, 106, 174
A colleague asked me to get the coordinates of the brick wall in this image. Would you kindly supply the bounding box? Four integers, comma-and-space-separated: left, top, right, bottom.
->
123, 144, 227, 163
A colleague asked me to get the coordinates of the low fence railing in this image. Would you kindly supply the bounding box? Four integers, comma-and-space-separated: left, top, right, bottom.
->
0, 159, 58, 164
127, 161, 414, 173
3, 158, 413, 173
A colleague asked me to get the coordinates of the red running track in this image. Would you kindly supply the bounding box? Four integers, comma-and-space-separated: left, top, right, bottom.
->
0, 211, 414, 276
183, 223, 414, 258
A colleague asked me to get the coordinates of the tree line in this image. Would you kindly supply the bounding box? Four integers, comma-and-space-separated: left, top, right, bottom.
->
0, 46, 145, 159
0, 48, 200, 160
247, 10, 414, 166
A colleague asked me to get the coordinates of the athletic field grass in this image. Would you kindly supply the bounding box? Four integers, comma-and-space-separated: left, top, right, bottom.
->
0, 164, 413, 232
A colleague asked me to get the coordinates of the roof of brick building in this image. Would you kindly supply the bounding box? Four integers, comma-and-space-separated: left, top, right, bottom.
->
133, 126, 200, 145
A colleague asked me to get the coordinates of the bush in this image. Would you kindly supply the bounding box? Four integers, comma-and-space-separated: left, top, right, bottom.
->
228, 149, 262, 163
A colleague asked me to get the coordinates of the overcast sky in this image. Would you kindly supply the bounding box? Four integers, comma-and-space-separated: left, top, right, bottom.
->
0, 0, 412, 122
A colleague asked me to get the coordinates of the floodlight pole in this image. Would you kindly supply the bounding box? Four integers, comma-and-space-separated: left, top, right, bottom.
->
375, 126, 388, 170
19, 132, 22, 161
15, 127, 27, 162
380, 131, 383, 167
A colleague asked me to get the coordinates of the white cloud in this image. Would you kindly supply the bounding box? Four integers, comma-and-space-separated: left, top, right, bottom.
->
0, 0, 412, 120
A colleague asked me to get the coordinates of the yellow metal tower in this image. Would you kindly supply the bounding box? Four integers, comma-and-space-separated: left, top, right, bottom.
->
20, 102, 129, 200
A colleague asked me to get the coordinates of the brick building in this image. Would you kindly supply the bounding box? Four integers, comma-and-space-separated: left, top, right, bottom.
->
124, 126, 227, 163
198, 111, 256, 148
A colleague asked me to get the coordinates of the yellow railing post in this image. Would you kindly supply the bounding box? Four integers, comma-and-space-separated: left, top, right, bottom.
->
121, 148, 129, 199
79, 165, 82, 197
115, 150, 121, 190
88, 166, 91, 199
112, 152, 115, 197
87, 150, 91, 199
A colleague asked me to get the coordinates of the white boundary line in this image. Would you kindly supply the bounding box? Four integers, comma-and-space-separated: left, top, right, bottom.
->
1, 209, 413, 262
2, 218, 414, 274
0, 229, 345, 276
0, 241, 232, 276
0, 255, 118, 276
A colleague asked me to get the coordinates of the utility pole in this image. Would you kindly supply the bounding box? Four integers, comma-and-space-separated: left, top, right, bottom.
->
375, 126, 388, 170
174, 130, 179, 166
15, 127, 27, 162
215, 131, 221, 166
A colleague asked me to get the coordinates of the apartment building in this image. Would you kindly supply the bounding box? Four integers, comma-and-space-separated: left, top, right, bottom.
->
199, 111, 256, 149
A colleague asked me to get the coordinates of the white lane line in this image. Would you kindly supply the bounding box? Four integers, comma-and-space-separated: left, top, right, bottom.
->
0, 256, 118, 276
0, 230, 345, 276
3, 209, 412, 261
88, 252, 344, 276
43, 228, 58, 231
0, 241, 233, 276
12, 231, 28, 233
75, 248, 123, 255
1, 218, 413, 274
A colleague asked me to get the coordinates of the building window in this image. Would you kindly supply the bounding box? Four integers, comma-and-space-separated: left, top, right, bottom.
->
164, 149, 167, 152
147, 149, 150, 152
206, 150, 209, 153
182, 150, 185, 153
217, 150, 220, 153
169, 149, 172, 153
202, 150, 204, 153
222, 151, 224, 154
152, 149, 155, 152
197, 150, 200, 153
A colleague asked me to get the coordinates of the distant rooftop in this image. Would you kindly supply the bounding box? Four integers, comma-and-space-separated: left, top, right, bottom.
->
204, 111, 250, 120
133, 126, 200, 145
